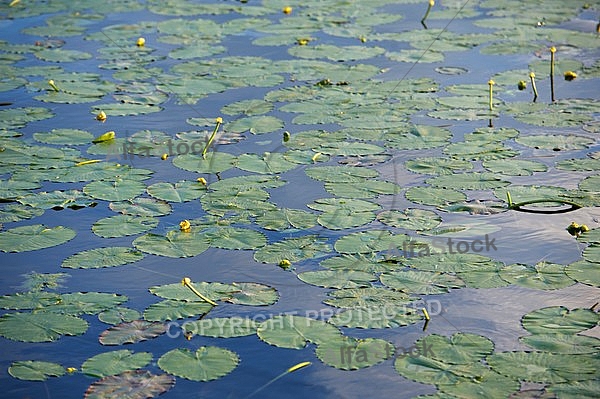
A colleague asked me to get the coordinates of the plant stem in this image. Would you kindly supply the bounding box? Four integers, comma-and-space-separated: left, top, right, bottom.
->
488, 79, 495, 111
202, 117, 223, 159
529, 72, 538, 102
421, 0, 434, 28
550, 46, 556, 102
181, 277, 218, 306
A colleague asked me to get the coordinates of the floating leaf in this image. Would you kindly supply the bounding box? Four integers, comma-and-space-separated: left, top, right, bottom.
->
98, 307, 141, 325
298, 270, 377, 289
184, 317, 258, 338
202, 226, 266, 250
0, 204, 44, 223
377, 209, 441, 231
520, 334, 600, 354
0, 312, 87, 342
329, 306, 423, 329
521, 306, 599, 335
483, 159, 547, 176
380, 270, 465, 294
257, 315, 342, 349
324, 287, 413, 309
253, 235, 331, 264
109, 198, 172, 216
143, 299, 213, 322
565, 260, 600, 288
82, 350, 152, 378
487, 351, 597, 383
0, 224, 76, 253
18, 189, 96, 210
99, 320, 166, 345
9, 360, 65, 381
133, 230, 210, 258
92, 215, 158, 238
316, 336, 394, 370
499, 262, 575, 290
146, 180, 204, 202
158, 347, 239, 382
223, 282, 278, 306
84, 370, 175, 399
84, 179, 146, 202
62, 247, 144, 269
405, 187, 467, 207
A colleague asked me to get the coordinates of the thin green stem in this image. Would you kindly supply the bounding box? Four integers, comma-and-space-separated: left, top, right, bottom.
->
202, 117, 222, 159
529, 72, 538, 102
550, 46, 556, 102
421, 0, 434, 28
488, 79, 494, 111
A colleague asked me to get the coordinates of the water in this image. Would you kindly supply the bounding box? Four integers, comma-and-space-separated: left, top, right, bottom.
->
1, 1, 599, 398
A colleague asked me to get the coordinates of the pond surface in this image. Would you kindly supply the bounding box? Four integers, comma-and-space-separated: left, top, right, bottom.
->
1, 1, 599, 398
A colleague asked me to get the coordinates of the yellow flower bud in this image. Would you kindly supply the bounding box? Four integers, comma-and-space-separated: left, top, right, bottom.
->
529, 72, 535, 78
549, 46, 556, 53
517, 80, 527, 90
96, 110, 107, 122
564, 71, 577, 81
48, 79, 59, 92
283, 131, 291, 142
488, 79, 495, 85
360, 36, 367, 43
136, 37, 145, 47
161, 153, 168, 160
197, 177, 207, 186
283, 6, 292, 14
179, 219, 191, 232
66, 367, 77, 374
296, 38, 310, 46
279, 259, 292, 269
580, 224, 589, 233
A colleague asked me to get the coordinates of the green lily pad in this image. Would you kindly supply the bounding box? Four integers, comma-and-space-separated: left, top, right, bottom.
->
255, 208, 318, 231
146, 180, 205, 202
316, 336, 394, 370
203, 226, 266, 250
109, 198, 172, 216
380, 270, 465, 294
320, 253, 397, 273
487, 351, 597, 383
149, 281, 237, 303
172, 151, 236, 173
143, 299, 213, 322
254, 235, 331, 264
33, 128, 94, 145
499, 262, 575, 290
236, 152, 297, 174
0, 224, 76, 253
98, 307, 141, 325
377, 209, 441, 231
84, 179, 146, 202
9, 360, 65, 381
0, 312, 88, 342
225, 115, 284, 134
305, 165, 378, 182
520, 334, 600, 354
426, 172, 509, 190
324, 287, 413, 309
62, 247, 144, 269
522, 306, 599, 335
334, 230, 404, 254
18, 190, 96, 210
329, 306, 423, 329
516, 134, 594, 151
565, 260, 600, 288
483, 159, 547, 176
0, 204, 44, 223
298, 270, 377, 289
405, 187, 467, 207
404, 157, 473, 175
184, 317, 258, 338
158, 347, 239, 382
133, 230, 210, 258
257, 315, 342, 349
47, 292, 127, 316
82, 350, 152, 378
223, 282, 278, 306
92, 215, 158, 238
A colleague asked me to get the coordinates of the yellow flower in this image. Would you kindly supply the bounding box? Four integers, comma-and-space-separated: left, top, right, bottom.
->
197, 177, 207, 186
96, 110, 107, 122
161, 153, 168, 160
283, 131, 291, 142
48, 79, 59, 92
488, 79, 495, 86
549, 46, 556, 53
564, 71, 577, 81
215, 116, 223, 124
9, 0, 21, 7
580, 224, 589, 233
66, 367, 77, 374
517, 80, 527, 90
529, 72, 535, 78
566, 221, 580, 236
296, 38, 310, 46
179, 219, 191, 232
136, 37, 145, 47
279, 259, 292, 269
360, 36, 367, 43
283, 6, 292, 14
429, 0, 435, 6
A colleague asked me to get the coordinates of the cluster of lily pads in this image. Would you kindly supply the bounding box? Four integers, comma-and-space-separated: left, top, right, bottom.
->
1, 0, 599, 398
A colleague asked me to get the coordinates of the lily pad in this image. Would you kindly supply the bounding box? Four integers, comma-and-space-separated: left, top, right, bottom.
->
84, 370, 175, 399
254, 235, 331, 264
143, 299, 213, 322
82, 350, 152, 378
158, 346, 239, 382
92, 215, 158, 238
298, 270, 377, 289
0, 224, 76, 253
257, 315, 342, 349
380, 270, 465, 294
146, 180, 205, 202
133, 230, 210, 258
316, 336, 394, 370
521, 306, 599, 335
0, 312, 88, 342
9, 360, 65, 381
99, 320, 166, 345
184, 317, 258, 338
499, 262, 575, 290
62, 247, 144, 269
377, 209, 441, 231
